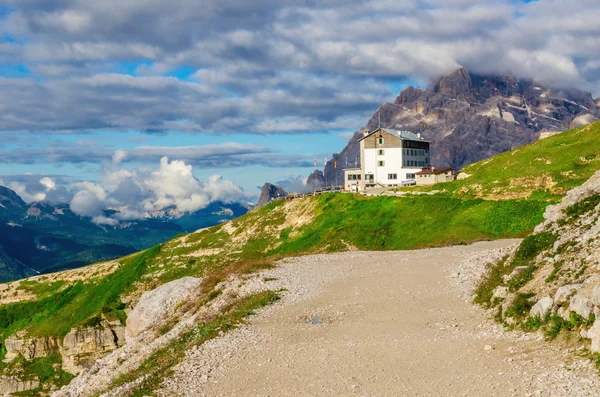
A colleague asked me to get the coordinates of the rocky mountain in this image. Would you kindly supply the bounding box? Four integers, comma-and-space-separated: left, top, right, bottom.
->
0, 185, 248, 282
256, 183, 287, 208
324, 67, 599, 184
0, 186, 26, 209
306, 170, 325, 189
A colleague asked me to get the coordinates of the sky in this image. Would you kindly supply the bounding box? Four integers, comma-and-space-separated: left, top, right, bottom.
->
1, 0, 600, 220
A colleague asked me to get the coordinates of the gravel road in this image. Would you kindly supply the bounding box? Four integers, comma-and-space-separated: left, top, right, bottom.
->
158, 240, 600, 397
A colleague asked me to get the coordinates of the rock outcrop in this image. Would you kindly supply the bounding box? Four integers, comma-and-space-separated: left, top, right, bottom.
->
323, 67, 599, 184
484, 169, 600, 352
126, 276, 202, 340
3, 333, 59, 362
256, 183, 287, 208
0, 376, 39, 394
60, 325, 126, 374
306, 170, 326, 189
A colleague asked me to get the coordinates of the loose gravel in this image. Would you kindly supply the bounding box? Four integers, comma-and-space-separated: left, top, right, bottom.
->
156, 240, 600, 397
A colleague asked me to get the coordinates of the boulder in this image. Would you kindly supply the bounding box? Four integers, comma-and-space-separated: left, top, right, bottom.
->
587, 318, 600, 353
503, 266, 528, 283
492, 286, 509, 300
530, 297, 553, 318
126, 277, 202, 340
569, 294, 594, 319
553, 284, 583, 306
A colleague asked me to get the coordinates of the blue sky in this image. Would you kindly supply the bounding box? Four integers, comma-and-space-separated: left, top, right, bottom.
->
1, 0, 599, 214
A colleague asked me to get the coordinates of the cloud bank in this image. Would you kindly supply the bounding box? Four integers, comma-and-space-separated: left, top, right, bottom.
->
1, 157, 250, 225
1, 0, 599, 137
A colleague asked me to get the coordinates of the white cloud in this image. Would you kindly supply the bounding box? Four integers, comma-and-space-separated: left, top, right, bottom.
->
40, 177, 56, 190
67, 156, 249, 223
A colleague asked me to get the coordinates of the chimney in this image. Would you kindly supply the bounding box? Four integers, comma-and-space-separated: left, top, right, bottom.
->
417, 133, 421, 139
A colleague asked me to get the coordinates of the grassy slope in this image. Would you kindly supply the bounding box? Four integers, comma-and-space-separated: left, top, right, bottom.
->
1, 121, 600, 391
406, 122, 600, 200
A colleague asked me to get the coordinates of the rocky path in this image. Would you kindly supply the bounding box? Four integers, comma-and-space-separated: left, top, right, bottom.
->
158, 240, 600, 397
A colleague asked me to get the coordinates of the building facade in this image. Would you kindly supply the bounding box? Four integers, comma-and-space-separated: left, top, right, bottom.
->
355, 128, 430, 188
415, 166, 455, 186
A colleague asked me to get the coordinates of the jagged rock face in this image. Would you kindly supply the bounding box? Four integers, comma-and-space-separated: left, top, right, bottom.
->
0, 186, 25, 209
324, 67, 599, 183
60, 325, 126, 374
256, 183, 287, 208
126, 276, 202, 340
306, 170, 325, 188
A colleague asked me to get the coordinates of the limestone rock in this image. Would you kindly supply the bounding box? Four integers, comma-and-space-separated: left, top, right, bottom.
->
587, 319, 600, 353
591, 284, 600, 307
0, 375, 39, 395
3, 333, 59, 362
553, 284, 583, 307
60, 325, 126, 374
256, 183, 287, 208
530, 297, 553, 318
126, 276, 202, 340
569, 294, 594, 320
492, 286, 509, 300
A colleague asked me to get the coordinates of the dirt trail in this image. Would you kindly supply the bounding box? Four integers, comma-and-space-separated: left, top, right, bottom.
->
159, 240, 600, 397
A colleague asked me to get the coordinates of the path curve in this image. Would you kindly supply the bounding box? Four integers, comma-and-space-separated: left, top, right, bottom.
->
159, 240, 600, 397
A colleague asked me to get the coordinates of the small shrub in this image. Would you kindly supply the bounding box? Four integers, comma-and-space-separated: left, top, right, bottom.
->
504, 293, 535, 321
508, 264, 537, 291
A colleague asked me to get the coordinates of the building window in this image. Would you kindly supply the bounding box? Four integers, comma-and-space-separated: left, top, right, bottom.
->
378, 160, 385, 167
388, 173, 397, 180
407, 173, 415, 179
377, 137, 384, 145
378, 149, 385, 155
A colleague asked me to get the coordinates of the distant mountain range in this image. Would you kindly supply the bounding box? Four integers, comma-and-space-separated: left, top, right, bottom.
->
323, 67, 599, 184
0, 185, 249, 282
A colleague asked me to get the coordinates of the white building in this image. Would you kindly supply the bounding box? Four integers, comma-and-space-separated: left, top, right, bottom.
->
353, 128, 430, 188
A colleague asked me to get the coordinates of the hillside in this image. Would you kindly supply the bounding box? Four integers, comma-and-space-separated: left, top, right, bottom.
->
0, 192, 248, 283
1, 121, 600, 395
324, 67, 599, 184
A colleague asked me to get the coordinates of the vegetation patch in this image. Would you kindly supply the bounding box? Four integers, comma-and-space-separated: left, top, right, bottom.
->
564, 193, 600, 222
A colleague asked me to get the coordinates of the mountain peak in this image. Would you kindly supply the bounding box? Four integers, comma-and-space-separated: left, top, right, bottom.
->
432, 67, 472, 96
0, 185, 26, 209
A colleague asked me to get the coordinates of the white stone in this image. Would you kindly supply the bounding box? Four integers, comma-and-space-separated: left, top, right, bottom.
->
591, 284, 600, 307
569, 294, 594, 319
553, 284, 583, 306
587, 319, 600, 353
530, 297, 553, 318
126, 276, 202, 340
492, 286, 509, 300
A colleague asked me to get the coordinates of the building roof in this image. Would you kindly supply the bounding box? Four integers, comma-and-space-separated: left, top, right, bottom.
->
415, 166, 454, 175
358, 128, 429, 143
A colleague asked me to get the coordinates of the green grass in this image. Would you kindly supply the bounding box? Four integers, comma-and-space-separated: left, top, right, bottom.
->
0, 245, 159, 354
447, 122, 600, 200
99, 290, 280, 397
272, 194, 546, 255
